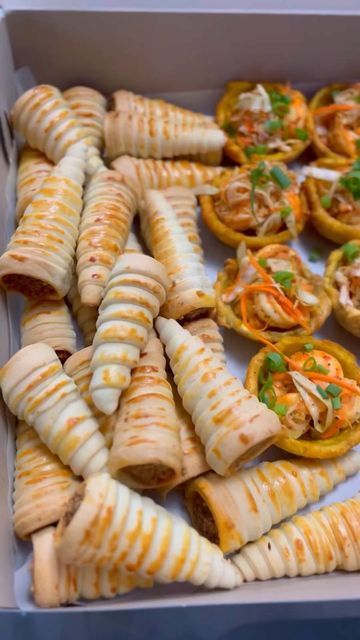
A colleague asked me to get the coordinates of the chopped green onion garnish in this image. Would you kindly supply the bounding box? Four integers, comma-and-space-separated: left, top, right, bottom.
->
265, 352, 287, 373
332, 396, 342, 409
332, 90, 340, 100
270, 166, 292, 189
304, 343, 314, 352
355, 95, 360, 104
258, 258, 267, 268
303, 357, 329, 375
308, 248, 322, 263
273, 270, 294, 289
274, 403, 288, 417
268, 89, 291, 118
339, 168, 360, 200
342, 242, 360, 263
245, 144, 268, 158
280, 206, 292, 219
326, 383, 342, 397
316, 385, 329, 399
320, 194, 332, 209
222, 122, 237, 137
353, 158, 360, 170
295, 128, 309, 141
259, 368, 273, 386
265, 119, 282, 133
259, 381, 277, 409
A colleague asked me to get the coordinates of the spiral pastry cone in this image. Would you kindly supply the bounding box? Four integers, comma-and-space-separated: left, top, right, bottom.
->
13, 421, 80, 540
104, 111, 226, 162
162, 187, 203, 258
64, 347, 117, 448
156, 317, 281, 476
183, 318, 226, 365
67, 273, 98, 347
89, 253, 170, 416
76, 168, 138, 307
56, 473, 242, 589
0, 343, 108, 478
63, 86, 107, 150
111, 90, 214, 126
111, 156, 224, 198
141, 190, 215, 320
11, 85, 89, 163
0, 143, 86, 300
21, 298, 76, 363
234, 493, 360, 581
185, 450, 360, 554
15, 146, 53, 221
32, 526, 152, 608
109, 331, 182, 488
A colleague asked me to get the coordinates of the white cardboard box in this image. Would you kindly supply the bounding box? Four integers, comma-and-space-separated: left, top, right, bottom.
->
0, 2, 359, 616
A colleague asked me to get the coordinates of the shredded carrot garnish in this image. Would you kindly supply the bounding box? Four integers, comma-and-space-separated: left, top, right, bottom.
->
313, 103, 356, 118
319, 422, 341, 439
247, 250, 273, 284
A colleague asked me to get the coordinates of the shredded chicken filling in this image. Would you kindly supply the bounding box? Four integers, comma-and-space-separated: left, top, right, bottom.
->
335, 255, 360, 309
314, 84, 360, 157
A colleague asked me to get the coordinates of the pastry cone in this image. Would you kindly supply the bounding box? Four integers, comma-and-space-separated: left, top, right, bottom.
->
67, 273, 98, 346
156, 317, 281, 476
56, 473, 242, 589
32, 526, 152, 608
0, 343, 108, 478
141, 190, 215, 320
13, 421, 80, 540
161, 187, 203, 258
76, 168, 137, 307
109, 330, 182, 488
185, 450, 360, 553
104, 111, 225, 162
234, 493, 360, 581
63, 86, 107, 150
111, 156, 223, 198
183, 317, 226, 365
0, 143, 86, 300
89, 253, 170, 415
11, 84, 88, 163
21, 298, 76, 363
15, 145, 53, 221
64, 347, 117, 448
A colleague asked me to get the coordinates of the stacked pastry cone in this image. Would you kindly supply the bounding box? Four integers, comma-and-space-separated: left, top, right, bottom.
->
141, 190, 215, 320
0, 343, 108, 478
67, 273, 98, 346
63, 86, 107, 150
32, 527, 152, 607
13, 421, 79, 540
0, 143, 87, 299
183, 317, 226, 364
156, 317, 281, 476
55, 473, 242, 589
21, 298, 76, 363
185, 451, 360, 553
89, 253, 170, 415
15, 146, 53, 221
109, 330, 182, 489
11, 85, 89, 163
234, 493, 360, 581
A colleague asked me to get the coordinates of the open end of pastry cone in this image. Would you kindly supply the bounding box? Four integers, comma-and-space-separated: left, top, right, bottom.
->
121, 462, 176, 488
188, 491, 219, 545
1, 274, 57, 299
56, 349, 72, 364
61, 485, 85, 528
228, 436, 279, 475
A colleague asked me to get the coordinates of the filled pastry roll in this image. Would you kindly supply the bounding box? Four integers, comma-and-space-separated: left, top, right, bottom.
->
0, 142, 87, 300
21, 298, 76, 363
89, 253, 170, 415
109, 331, 182, 488
141, 190, 215, 320
32, 526, 152, 608
67, 273, 98, 347
63, 86, 107, 150
55, 472, 242, 589
64, 347, 117, 448
182, 318, 226, 365
11, 84, 89, 163
216, 244, 331, 343
15, 145, 53, 221
234, 493, 360, 581
76, 168, 138, 307
13, 421, 80, 540
0, 343, 109, 478
156, 317, 281, 476
104, 111, 226, 163
324, 241, 360, 337
185, 450, 360, 554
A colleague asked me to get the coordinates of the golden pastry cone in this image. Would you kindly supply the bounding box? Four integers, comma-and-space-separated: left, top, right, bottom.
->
67, 273, 98, 346
156, 317, 281, 476
161, 186, 204, 258
64, 347, 117, 448
0, 343, 108, 478
21, 298, 77, 363
104, 111, 226, 162
141, 190, 215, 320
63, 86, 107, 150
109, 330, 182, 489
32, 526, 152, 607
183, 318, 226, 365
11, 84, 89, 163
76, 168, 137, 307
185, 450, 360, 554
13, 421, 80, 540
15, 145, 53, 221
55, 473, 242, 589
89, 253, 170, 416
86, 145, 105, 177
111, 156, 224, 198
0, 142, 87, 300
234, 493, 360, 581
